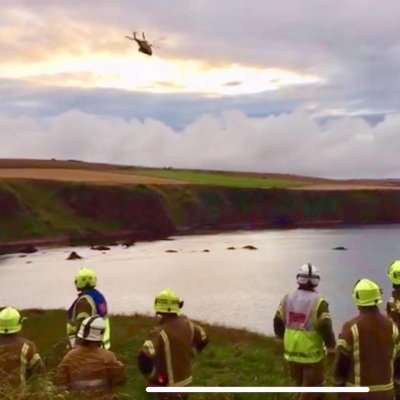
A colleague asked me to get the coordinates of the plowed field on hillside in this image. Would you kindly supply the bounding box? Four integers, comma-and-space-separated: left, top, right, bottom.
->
0, 168, 185, 185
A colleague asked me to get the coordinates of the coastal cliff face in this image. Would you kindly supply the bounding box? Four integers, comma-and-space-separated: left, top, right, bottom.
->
1, 180, 400, 249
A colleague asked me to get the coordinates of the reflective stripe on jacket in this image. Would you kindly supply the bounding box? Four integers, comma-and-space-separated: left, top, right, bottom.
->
334, 308, 400, 393
0, 335, 43, 387
138, 315, 208, 387
387, 289, 400, 328
70, 378, 109, 390
282, 289, 325, 363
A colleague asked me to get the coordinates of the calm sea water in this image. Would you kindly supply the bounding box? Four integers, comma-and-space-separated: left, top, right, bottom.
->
1, 226, 400, 335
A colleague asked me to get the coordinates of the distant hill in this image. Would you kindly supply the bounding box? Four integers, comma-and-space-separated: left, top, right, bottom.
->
0, 158, 399, 190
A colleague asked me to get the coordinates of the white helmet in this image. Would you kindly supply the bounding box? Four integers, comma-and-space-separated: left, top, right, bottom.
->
77, 316, 105, 342
296, 263, 320, 287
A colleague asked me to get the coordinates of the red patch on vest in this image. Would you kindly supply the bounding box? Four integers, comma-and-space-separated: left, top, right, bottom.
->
288, 311, 307, 324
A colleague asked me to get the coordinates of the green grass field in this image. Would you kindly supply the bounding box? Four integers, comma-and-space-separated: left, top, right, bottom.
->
125, 168, 310, 189
3, 310, 338, 400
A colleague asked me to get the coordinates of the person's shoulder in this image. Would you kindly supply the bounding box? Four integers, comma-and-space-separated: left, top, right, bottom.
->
179, 314, 195, 323
97, 348, 120, 362
316, 295, 330, 308
20, 337, 38, 349
377, 310, 396, 326
76, 294, 91, 303
149, 324, 163, 336
59, 347, 81, 363
92, 288, 105, 296
341, 316, 359, 332
177, 315, 200, 329
279, 293, 290, 303
181, 315, 203, 330
19, 336, 33, 344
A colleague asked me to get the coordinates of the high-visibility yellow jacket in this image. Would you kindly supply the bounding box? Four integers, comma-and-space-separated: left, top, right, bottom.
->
274, 288, 336, 364
67, 288, 110, 349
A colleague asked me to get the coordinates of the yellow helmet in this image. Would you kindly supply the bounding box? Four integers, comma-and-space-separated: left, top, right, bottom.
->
0, 307, 24, 334
352, 279, 382, 307
154, 289, 183, 314
75, 267, 97, 290
387, 260, 400, 285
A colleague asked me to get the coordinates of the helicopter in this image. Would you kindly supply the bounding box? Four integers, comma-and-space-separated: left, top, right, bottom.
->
125, 31, 154, 56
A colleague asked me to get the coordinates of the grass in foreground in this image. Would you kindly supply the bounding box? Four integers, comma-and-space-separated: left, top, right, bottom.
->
6, 310, 336, 399
126, 169, 309, 189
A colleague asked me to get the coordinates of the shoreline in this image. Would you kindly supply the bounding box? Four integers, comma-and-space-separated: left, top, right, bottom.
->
2, 220, 400, 256
3, 179, 400, 256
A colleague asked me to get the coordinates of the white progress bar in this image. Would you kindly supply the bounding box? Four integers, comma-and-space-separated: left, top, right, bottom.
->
147, 387, 370, 393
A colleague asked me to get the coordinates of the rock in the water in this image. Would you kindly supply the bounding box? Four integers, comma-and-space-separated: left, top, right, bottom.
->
227, 246, 236, 250
67, 251, 82, 260
333, 246, 348, 250
91, 245, 110, 251
122, 241, 135, 248
165, 249, 178, 253
203, 249, 210, 252
243, 245, 258, 250
17, 245, 38, 254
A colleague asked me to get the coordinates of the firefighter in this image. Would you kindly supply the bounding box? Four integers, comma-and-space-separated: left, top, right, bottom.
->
0, 307, 44, 392
387, 260, 400, 327
387, 260, 400, 399
56, 315, 126, 399
333, 278, 400, 400
67, 267, 111, 349
137, 289, 209, 400
273, 263, 336, 400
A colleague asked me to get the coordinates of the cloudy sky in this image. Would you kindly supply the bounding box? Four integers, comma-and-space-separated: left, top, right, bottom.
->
1, 0, 399, 178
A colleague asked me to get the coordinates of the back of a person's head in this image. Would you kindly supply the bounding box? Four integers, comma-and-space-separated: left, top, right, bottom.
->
154, 288, 184, 316
296, 263, 320, 289
75, 267, 97, 291
0, 307, 24, 336
353, 279, 382, 309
